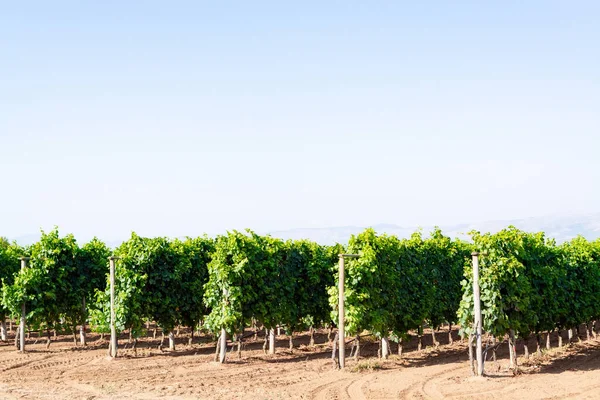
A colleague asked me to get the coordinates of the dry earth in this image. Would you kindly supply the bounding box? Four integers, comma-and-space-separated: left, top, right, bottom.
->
0, 326, 599, 399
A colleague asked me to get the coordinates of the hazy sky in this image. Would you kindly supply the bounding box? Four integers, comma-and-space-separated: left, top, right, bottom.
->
1, 1, 599, 242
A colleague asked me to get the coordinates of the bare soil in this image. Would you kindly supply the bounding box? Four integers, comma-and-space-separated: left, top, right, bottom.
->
0, 326, 599, 399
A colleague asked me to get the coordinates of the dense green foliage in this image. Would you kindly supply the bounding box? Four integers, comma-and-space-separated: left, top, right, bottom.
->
284, 240, 338, 332
2, 224, 599, 361
330, 228, 469, 343
1, 229, 86, 334
423, 229, 472, 330
0, 238, 25, 321
203, 230, 337, 336
7, 230, 75, 331
458, 227, 600, 341
73, 238, 111, 331
92, 233, 214, 337
176, 237, 215, 329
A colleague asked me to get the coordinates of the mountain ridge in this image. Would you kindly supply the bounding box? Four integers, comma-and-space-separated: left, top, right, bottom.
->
7, 213, 600, 247
270, 213, 600, 244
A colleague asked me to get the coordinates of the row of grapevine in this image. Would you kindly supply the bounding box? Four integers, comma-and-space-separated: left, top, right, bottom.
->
0, 238, 24, 340
458, 227, 600, 370
2, 226, 599, 370
90, 233, 214, 350
0, 229, 341, 357
330, 228, 471, 358
0, 229, 109, 346
203, 230, 340, 359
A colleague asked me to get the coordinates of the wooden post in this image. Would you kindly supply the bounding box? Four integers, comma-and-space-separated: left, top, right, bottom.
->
338, 254, 359, 369
109, 256, 118, 358
472, 252, 483, 376
169, 331, 175, 350
80, 297, 87, 346
219, 328, 227, 363
381, 337, 390, 359
19, 257, 29, 353
0, 319, 6, 341
219, 288, 229, 363
268, 328, 276, 354
338, 255, 345, 369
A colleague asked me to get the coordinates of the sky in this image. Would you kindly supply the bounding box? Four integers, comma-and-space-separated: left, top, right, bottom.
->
1, 1, 599, 242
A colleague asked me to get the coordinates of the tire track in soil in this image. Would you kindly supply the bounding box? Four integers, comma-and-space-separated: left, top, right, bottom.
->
394, 344, 469, 399
311, 345, 468, 400
398, 364, 462, 400
61, 355, 113, 399
0, 334, 597, 399
180, 357, 334, 395
420, 364, 472, 399
29, 353, 106, 371
63, 345, 335, 398
110, 359, 306, 398
423, 340, 600, 400
309, 368, 398, 400
308, 373, 353, 400
1, 354, 54, 372
345, 368, 399, 400
1, 352, 110, 400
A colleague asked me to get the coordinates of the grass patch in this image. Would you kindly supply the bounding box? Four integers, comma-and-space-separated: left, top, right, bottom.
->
351, 359, 383, 372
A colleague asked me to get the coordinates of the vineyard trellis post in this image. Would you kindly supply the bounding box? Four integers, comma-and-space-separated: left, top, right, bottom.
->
338, 253, 359, 369
472, 252, 483, 376
109, 256, 119, 358
219, 288, 228, 363
19, 257, 29, 352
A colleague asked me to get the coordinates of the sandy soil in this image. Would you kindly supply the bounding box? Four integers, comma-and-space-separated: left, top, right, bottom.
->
0, 326, 599, 399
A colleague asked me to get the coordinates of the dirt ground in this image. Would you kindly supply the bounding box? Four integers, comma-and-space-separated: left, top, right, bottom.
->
0, 326, 599, 399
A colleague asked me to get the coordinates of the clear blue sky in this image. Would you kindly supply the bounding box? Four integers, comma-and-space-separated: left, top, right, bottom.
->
1, 1, 599, 242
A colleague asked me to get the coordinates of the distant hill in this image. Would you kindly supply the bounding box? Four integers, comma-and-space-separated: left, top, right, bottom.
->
7, 213, 600, 246
269, 213, 600, 245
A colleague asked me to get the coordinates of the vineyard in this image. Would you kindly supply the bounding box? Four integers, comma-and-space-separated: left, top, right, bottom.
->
1, 226, 600, 398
